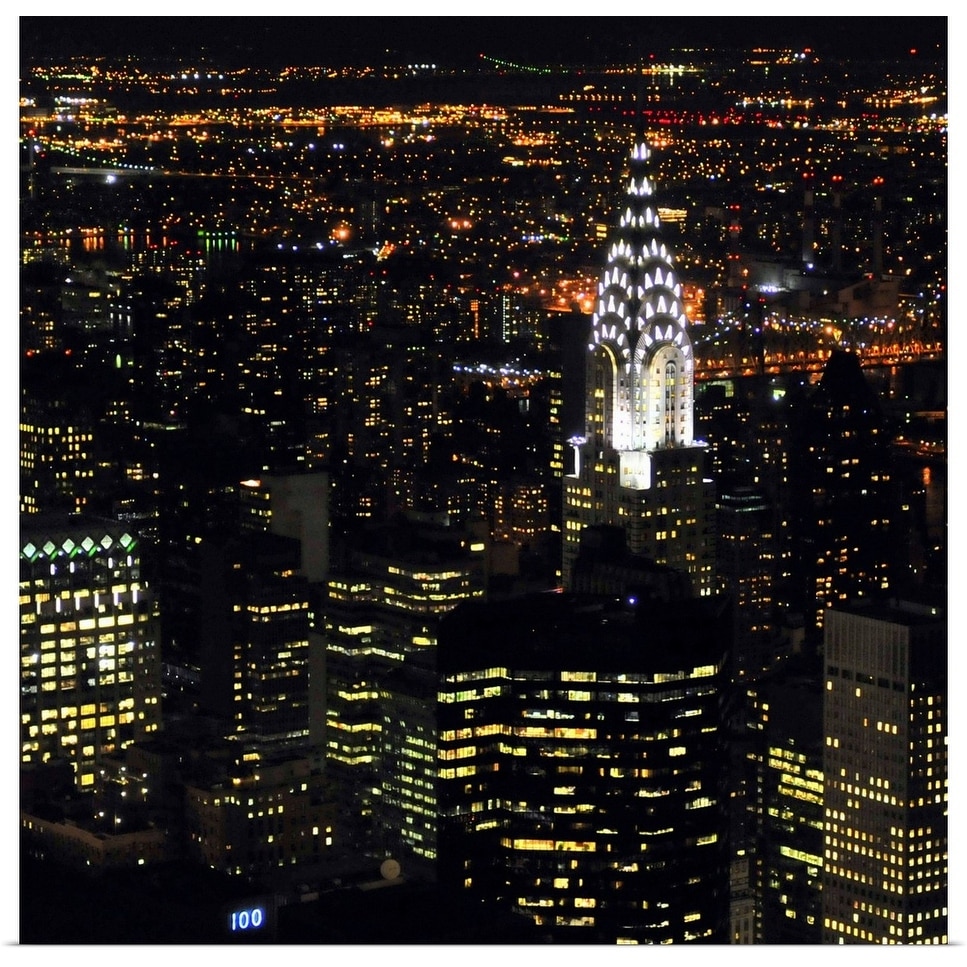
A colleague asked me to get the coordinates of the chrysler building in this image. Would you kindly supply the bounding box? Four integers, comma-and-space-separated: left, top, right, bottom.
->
563, 143, 716, 592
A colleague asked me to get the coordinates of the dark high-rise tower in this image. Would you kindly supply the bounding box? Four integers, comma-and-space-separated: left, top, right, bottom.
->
198, 531, 315, 762
436, 590, 731, 944
563, 143, 715, 593
786, 350, 901, 636
749, 662, 824, 943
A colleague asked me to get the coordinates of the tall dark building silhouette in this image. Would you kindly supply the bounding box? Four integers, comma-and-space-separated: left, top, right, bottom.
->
198, 530, 317, 762
716, 486, 778, 681
436, 590, 731, 944
749, 661, 824, 943
786, 350, 901, 638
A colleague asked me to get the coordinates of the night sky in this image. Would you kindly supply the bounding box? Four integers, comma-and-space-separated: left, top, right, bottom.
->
21, 14, 947, 68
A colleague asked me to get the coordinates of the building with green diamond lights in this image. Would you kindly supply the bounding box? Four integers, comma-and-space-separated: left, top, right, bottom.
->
20, 514, 163, 792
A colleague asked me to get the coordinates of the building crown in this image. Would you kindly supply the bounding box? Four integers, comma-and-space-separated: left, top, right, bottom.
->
590, 142, 691, 367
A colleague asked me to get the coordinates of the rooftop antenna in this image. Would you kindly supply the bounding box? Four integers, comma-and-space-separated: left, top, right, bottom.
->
634, 43, 646, 149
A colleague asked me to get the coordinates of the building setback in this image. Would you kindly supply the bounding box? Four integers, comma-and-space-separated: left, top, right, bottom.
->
436, 590, 731, 944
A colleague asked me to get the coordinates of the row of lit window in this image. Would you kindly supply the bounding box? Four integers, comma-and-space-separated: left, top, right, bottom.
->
23, 741, 96, 757
26, 710, 135, 734
503, 838, 598, 852
826, 917, 945, 942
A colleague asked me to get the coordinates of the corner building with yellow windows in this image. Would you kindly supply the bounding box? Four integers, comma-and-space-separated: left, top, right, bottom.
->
563, 143, 715, 593
20, 514, 162, 791
821, 602, 947, 944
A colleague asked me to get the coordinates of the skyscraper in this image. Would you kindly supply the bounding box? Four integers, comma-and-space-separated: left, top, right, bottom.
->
563, 143, 715, 593
716, 486, 778, 680
822, 601, 947, 944
323, 517, 485, 858
20, 513, 162, 791
786, 351, 901, 637
198, 531, 317, 762
436, 590, 731, 944
749, 662, 824, 943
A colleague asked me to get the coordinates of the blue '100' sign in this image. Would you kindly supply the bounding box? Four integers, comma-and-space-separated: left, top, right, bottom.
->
229, 906, 265, 932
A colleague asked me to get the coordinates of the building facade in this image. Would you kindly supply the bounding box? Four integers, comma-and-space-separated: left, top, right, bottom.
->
436, 591, 731, 944
20, 393, 96, 515
198, 531, 319, 763
786, 351, 901, 637
20, 514, 162, 790
323, 518, 486, 860
239, 471, 330, 583
184, 756, 338, 879
822, 602, 947, 944
749, 665, 824, 943
716, 486, 778, 681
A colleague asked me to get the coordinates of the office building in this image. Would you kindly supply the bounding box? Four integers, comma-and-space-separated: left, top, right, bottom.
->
20, 392, 96, 515
716, 486, 778, 680
749, 663, 824, 943
198, 531, 320, 762
323, 518, 486, 857
184, 756, 338, 879
786, 351, 901, 637
20, 513, 162, 791
822, 601, 947, 944
436, 590, 731, 944
376, 658, 440, 877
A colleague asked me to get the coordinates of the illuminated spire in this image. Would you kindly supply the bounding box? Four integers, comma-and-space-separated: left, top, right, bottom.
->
587, 142, 695, 453
590, 143, 691, 367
